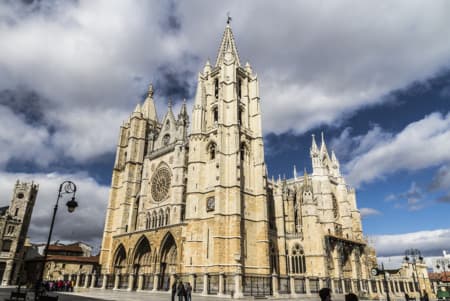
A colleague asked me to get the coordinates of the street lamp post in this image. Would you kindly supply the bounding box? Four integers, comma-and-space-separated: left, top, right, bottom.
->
35, 181, 78, 301
404, 248, 423, 300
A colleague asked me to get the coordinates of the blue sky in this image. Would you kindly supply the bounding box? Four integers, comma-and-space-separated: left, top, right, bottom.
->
0, 0, 449, 261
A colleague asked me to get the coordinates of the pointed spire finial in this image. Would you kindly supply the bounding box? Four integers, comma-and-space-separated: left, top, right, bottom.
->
303, 168, 309, 186
320, 131, 328, 155
311, 134, 319, 153
227, 12, 232, 25
147, 83, 154, 97
293, 165, 297, 180
168, 98, 172, 108
215, 17, 240, 67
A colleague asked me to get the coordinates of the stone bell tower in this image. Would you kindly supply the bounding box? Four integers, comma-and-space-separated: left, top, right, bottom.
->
184, 21, 269, 292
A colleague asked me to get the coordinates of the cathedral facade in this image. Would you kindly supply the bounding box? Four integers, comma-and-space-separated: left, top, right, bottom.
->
99, 24, 420, 297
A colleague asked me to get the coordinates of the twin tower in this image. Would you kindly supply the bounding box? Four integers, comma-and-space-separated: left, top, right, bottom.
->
100, 23, 371, 296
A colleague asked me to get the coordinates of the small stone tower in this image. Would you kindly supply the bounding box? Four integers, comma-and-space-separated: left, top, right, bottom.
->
0, 180, 38, 286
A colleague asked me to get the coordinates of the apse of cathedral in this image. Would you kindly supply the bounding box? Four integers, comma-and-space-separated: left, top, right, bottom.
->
99, 22, 378, 295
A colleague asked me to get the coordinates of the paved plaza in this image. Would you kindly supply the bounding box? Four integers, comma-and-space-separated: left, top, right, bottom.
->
0, 287, 419, 301
0, 287, 332, 301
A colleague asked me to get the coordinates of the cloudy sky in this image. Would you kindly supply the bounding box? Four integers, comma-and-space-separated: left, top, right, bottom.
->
0, 0, 449, 263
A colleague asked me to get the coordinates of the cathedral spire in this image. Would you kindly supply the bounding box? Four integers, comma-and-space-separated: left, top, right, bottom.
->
293, 165, 297, 180
178, 99, 188, 123
310, 134, 319, 155
320, 131, 328, 155
215, 21, 241, 67
141, 83, 158, 122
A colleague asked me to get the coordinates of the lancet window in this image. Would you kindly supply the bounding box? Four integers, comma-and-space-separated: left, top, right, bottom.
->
290, 244, 306, 274
209, 143, 217, 160
214, 78, 219, 99
332, 195, 339, 218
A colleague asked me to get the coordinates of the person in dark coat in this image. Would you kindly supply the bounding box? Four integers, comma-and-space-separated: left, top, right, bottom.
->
171, 280, 178, 301
345, 293, 358, 301
319, 288, 332, 301
422, 290, 429, 301
177, 281, 186, 301
185, 282, 192, 301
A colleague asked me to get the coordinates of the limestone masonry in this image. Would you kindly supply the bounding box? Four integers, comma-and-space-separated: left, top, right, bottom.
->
99, 23, 431, 298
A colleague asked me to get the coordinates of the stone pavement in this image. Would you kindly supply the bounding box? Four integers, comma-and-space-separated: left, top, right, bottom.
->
3, 287, 411, 301
0, 286, 321, 301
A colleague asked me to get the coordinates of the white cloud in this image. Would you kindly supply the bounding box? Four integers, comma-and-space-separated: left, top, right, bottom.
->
0, 171, 109, 250
370, 228, 450, 257
340, 112, 450, 187
360, 207, 382, 217
1, 1, 450, 167
0, 106, 53, 167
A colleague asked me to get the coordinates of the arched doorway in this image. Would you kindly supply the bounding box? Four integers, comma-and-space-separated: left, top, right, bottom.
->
113, 244, 127, 274
158, 233, 177, 290
133, 236, 152, 289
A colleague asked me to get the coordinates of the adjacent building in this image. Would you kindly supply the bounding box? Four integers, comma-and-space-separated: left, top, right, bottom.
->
0, 180, 38, 286
25, 242, 99, 286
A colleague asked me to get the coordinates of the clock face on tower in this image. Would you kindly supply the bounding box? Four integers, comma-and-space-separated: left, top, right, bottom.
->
151, 166, 171, 202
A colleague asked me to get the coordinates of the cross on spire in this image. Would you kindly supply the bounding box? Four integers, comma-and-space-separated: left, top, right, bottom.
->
227, 12, 232, 25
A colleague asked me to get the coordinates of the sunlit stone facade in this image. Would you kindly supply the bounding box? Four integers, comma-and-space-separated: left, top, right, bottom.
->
99, 23, 431, 298
0, 181, 38, 286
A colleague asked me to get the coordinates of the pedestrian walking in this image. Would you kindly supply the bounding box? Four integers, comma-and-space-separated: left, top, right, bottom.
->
422, 290, 429, 301
185, 282, 192, 301
177, 281, 186, 301
345, 293, 358, 301
171, 280, 177, 301
319, 288, 332, 301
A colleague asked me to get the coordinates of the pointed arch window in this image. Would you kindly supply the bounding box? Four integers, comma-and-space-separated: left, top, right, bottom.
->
146, 213, 151, 229
214, 78, 219, 99
159, 210, 164, 227
213, 107, 218, 124
162, 134, 170, 146
152, 212, 157, 228
240, 143, 247, 161
165, 208, 170, 226
332, 194, 339, 218
237, 78, 242, 99
290, 244, 306, 274
209, 143, 217, 160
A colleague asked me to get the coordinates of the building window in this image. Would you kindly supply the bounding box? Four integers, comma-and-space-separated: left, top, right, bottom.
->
214, 78, 219, 99
162, 134, 170, 146
213, 107, 218, 124
237, 78, 242, 99
290, 244, 306, 274
209, 143, 216, 160
14, 208, 19, 216
165, 209, 170, 225
2, 240, 12, 252
332, 195, 339, 218
240, 143, 247, 161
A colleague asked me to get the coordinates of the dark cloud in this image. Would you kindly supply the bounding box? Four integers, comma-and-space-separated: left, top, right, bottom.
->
159, 0, 181, 33
427, 165, 450, 203
429, 165, 450, 191
154, 60, 198, 102
0, 87, 47, 126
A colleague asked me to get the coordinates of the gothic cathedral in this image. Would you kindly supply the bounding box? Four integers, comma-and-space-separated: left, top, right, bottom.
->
100, 23, 375, 296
